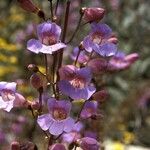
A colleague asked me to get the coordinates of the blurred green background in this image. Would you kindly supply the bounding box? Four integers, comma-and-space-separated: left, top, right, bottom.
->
0, 0, 149, 149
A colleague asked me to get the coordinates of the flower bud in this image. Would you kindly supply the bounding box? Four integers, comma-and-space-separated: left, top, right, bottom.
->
83, 7, 105, 22
31, 101, 40, 110
11, 141, 20, 150
30, 73, 43, 89
17, 0, 39, 13
125, 53, 139, 63
92, 90, 108, 102
108, 37, 118, 44
77, 137, 100, 150
28, 64, 39, 72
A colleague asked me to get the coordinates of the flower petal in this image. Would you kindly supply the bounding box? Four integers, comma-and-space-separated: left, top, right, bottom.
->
94, 43, 117, 57
64, 117, 75, 132
0, 82, 16, 92
37, 114, 53, 131
49, 121, 65, 135
27, 39, 43, 54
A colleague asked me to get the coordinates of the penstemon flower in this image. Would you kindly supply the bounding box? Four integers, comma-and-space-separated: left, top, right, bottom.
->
27, 22, 66, 54
77, 137, 100, 150
1, 1, 139, 149
80, 101, 98, 119
0, 82, 28, 112
62, 122, 83, 143
58, 65, 96, 100
83, 22, 117, 57
37, 98, 74, 135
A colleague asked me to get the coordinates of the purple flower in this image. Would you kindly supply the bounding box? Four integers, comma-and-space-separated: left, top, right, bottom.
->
27, 22, 66, 54
0, 81, 29, 112
83, 22, 117, 57
37, 98, 74, 136
62, 122, 83, 143
0, 82, 16, 112
58, 65, 96, 100
87, 58, 107, 74
71, 47, 88, 64
108, 51, 139, 71
77, 137, 100, 150
80, 101, 98, 119
84, 131, 97, 139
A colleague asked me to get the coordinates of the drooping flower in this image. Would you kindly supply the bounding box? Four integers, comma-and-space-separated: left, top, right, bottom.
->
58, 65, 96, 100
87, 58, 107, 74
108, 51, 139, 71
62, 122, 83, 143
77, 137, 100, 150
27, 22, 66, 54
83, 7, 105, 23
0, 82, 28, 112
83, 22, 117, 57
37, 98, 74, 136
80, 101, 98, 119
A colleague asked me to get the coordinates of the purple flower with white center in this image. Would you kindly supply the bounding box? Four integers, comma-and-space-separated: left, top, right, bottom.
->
71, 47, 88, 64
83, 22, 117, 57
58, 65, 96, 100
80, 101, 98, 119
0, 82, 16, 112
77, 137, 100, 150
108, 51, 139, 71
0, 82, 28, 112
62, 122, 83, 143
27, 21, 66, 54
37, 98, 75, 136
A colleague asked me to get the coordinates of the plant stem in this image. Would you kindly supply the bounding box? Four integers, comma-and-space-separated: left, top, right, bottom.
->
74, 47, 81, 66
55, 0, 60, 15
38, 87, 43, 114
56, 0, 71, 95
44, 54, 49, 76
48, 0, 54, 20
67, 13, 83, 44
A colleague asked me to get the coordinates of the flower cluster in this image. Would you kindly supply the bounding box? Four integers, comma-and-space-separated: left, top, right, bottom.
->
0, 0, 139, 150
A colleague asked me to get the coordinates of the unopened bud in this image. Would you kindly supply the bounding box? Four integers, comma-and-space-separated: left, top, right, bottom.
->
11, 141, 20, 150
31, 101, 40, 110
17, 0, 39, 13
37, 10, 46, 20
108, 37, 118, 44
30, 73, 43, 89
28, 64, 39, 72
125, 53, 139, 63
83, 7, 105, 22
93, 90, 108, 102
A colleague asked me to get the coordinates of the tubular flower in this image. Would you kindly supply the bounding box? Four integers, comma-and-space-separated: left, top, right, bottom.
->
83, 22, 117, 57
58, 65, 96, 100
27, 22, 66, 54
37, 98, 74, 136
0, 82, 27, 112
